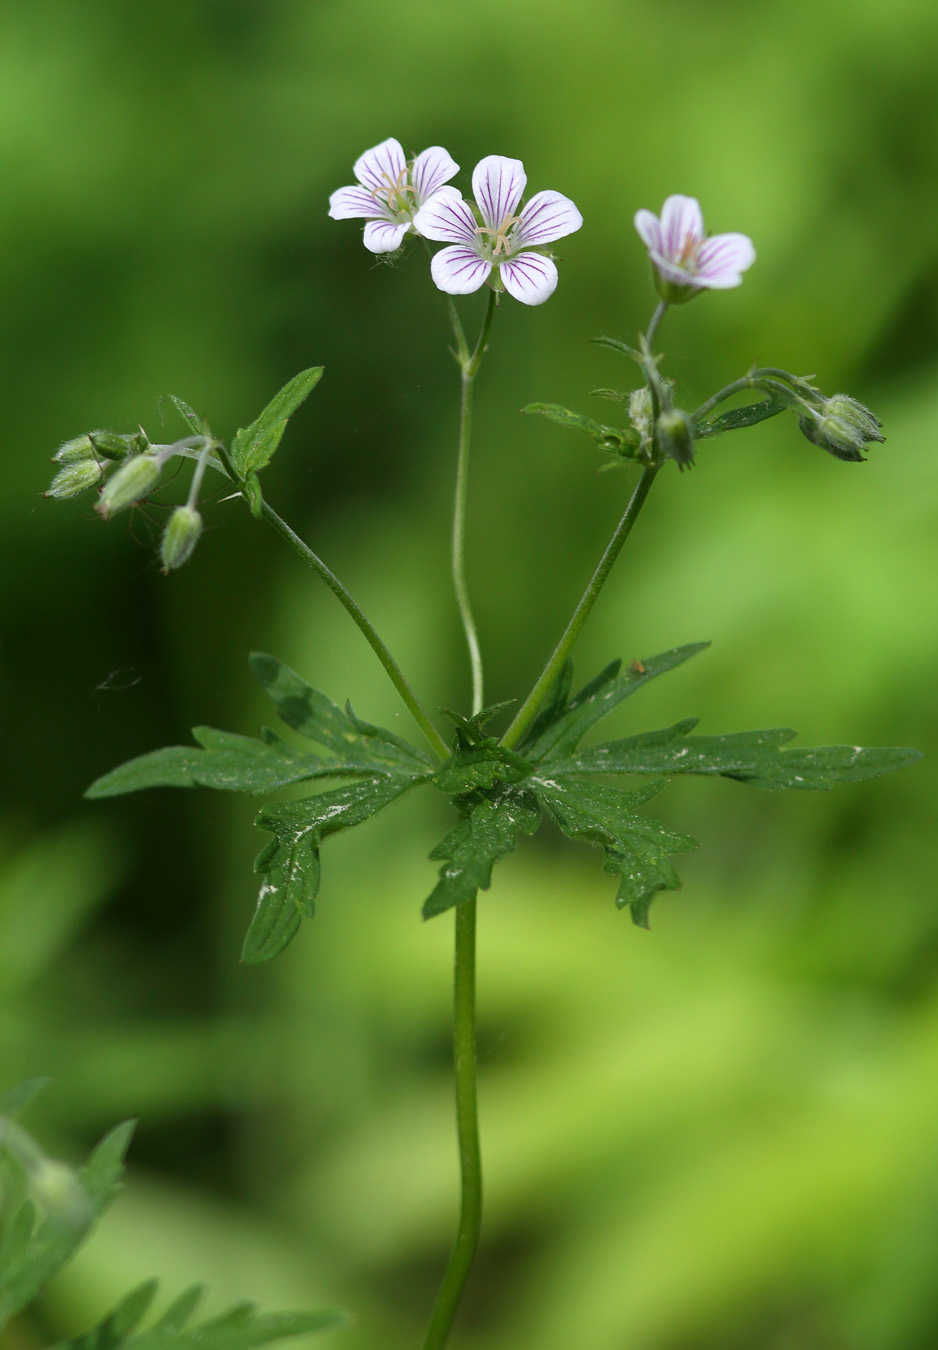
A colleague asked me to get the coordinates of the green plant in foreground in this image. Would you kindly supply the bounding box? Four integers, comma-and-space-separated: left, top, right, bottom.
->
43, 149, 920, 1349
0, 1082, 345, 1346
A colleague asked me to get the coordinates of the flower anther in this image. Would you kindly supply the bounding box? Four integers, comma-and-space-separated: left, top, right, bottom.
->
634, 195, 755, 302
329, 138, 460, 254
413, 155, 583, 305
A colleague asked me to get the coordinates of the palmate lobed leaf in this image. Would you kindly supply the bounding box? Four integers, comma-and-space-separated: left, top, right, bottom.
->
546, 721, 923, 790
523, 643, 711, 762
531, 774, 698, 927
423, 789, 541, 919
85, 730, 325, 799
51, 1280, 346, 1350
245, 773, 424, 961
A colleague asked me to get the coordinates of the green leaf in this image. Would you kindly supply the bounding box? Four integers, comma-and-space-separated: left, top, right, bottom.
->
166, 396, 207, 437
695, 398, 788, 440
250, 653, 430, 775
85, 730, 324, 799
229, 368, 323, 480
523, 402, 639, 455
525, 643, 710, 761
590, 335, 642, 361
423, 789, 540, 919
432, 736, 533, 795
51, 1286, 346, 1350
0, 1120, 135, 1327
532, 775, 697, 927
549, 723, 923, 789
245, 774, 419, 961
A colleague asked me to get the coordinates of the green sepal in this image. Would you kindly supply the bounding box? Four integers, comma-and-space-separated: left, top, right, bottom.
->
531, 775, 697, 927
229, 368, 323, 480
49, 1282, 347, 1350
523, 643, 710, 762
694, 398, 788, 441
167, 396, 208, 437
246, 775, 419, 961
423, 789, 541, 919
523, 403, 639, 457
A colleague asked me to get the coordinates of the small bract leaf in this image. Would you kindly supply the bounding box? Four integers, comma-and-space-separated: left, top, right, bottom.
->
694, 398, 787, 440
166, 396, 208, 437
523, 403, 639, 455
0, 1079, 51, 1120
229, 368, 323, 480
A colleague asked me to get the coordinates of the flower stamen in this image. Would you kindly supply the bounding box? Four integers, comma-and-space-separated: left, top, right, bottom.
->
474, 213, 522, 257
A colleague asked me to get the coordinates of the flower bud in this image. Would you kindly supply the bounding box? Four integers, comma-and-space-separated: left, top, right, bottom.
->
30, 1158, 94, 1232
45, 460, 105, 499
655, 407, 695, 470
89, 429, 148, 462
628, 387, 653, 439
52, 434, 95, 465
160, 505, 203, 571
97, 454, 162, 517
798, 395, 884, 463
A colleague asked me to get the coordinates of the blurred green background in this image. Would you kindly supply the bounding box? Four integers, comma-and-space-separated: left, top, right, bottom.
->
3, 0, 938, 1346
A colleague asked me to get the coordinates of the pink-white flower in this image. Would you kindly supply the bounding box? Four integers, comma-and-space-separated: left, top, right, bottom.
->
329, 138, 460, 254
413, 155, 583, 306
634, 195, 755, 301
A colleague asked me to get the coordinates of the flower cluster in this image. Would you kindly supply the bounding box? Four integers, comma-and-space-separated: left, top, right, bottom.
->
330, 139, 582, 306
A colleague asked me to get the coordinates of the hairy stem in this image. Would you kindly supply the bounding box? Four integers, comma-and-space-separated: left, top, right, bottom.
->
421, 898, 481, 1350
452, 288, 498, 718
502, 464, 660, 750
259, 500, 449, 761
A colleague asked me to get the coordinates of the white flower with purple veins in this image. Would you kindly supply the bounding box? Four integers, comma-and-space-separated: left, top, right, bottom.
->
328, 137, 459, 254
634, 195, 755, 302
413, 155, 583, 305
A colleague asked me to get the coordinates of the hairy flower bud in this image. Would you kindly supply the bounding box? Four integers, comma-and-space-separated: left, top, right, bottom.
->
655, 407, 696, 469
97, 454, 162, 517
52, 434, 95, 465
89, 429, 148, 462
798, 394, 884, 462
45, 459, 105, 499
160, 505, 203, 571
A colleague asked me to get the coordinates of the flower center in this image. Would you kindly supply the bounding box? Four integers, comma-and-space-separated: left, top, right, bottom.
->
475, 212, 522, 258
372, 167, 416, 217
677, 234, 702, 273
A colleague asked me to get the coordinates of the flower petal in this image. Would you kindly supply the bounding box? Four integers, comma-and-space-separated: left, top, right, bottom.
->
634, 208, 663, 254
694, 231, 756, 287
412, 146, 459, 204
353, 138, 407, 193
498, 252, 559, 305
413, 192, 478, 244
514, 189, 583, 247
363, 220, 410, 253
429, 246, 492, 295
329, 185, 389, 221
472, 155, 526, 231
658, 195, 705, 261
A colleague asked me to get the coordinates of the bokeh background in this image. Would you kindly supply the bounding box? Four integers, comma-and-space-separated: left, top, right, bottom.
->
2, 1, 937, 1346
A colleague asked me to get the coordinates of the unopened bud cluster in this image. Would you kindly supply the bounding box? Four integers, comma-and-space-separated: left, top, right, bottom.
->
44, 427, 214, 572
797, 393, 885, 462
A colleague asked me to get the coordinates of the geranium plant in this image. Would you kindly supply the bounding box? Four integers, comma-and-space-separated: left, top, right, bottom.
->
41, 141, 919, 1349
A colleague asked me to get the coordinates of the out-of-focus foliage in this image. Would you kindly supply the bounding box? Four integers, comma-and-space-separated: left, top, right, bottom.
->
4, 0, 938, 1347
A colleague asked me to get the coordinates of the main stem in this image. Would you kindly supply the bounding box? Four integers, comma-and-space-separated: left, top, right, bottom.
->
502, 463, 660, 750
259, 499, 449, 762
422, 290, 496, 1350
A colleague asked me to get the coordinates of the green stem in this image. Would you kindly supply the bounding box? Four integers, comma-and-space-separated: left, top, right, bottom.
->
452, 288, 497, 717
421, 898, 481, 1350
502, 463, 660, 750
259, 499, 449, 762
690, 375, 754, 425
645, 299, 669, 349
